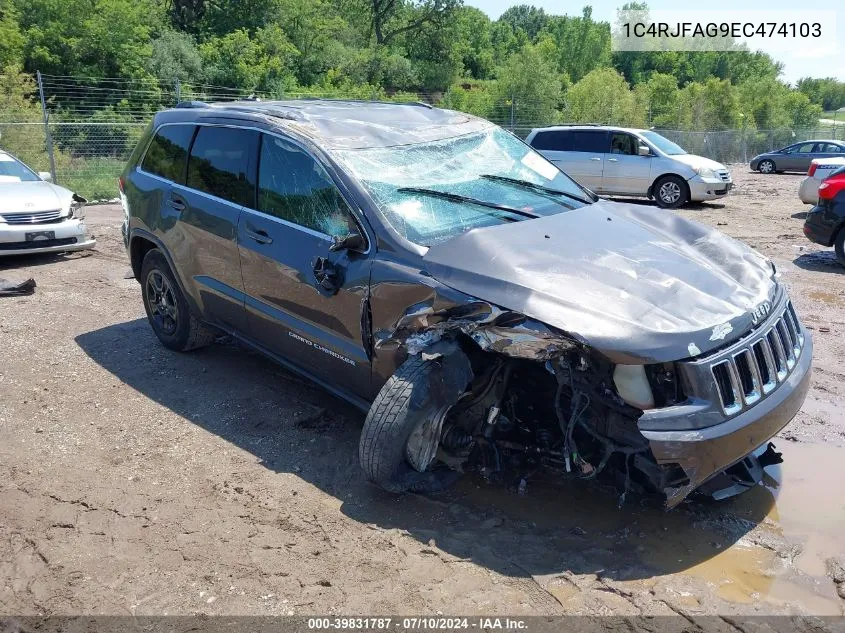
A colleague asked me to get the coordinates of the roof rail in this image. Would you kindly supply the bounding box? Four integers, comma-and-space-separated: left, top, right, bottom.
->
175, 101, 210, 109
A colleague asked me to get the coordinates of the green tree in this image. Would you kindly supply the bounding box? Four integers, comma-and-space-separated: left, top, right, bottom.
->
495, 43, 561, 125
0, 2, 24, 68
797, 77, 845, 112
200, 26, 299, 92
148, 29, 203, 84
498, 4, 547, 41
14, 0, 160, 79
564, 67, 645, 126
452, 6, 494, 79
542, 7, 611, 83
362, 0, 462, 46
677, 78, 739, 130
275, 0, 346, 85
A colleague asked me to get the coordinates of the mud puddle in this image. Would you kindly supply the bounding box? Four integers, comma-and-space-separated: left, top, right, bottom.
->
452, 441, 845, 614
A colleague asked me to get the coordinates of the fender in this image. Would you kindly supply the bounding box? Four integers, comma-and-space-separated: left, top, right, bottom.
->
129, 227, 202, 318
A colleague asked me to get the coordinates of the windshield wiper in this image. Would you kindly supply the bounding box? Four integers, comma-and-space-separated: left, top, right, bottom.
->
396, 187, 540, 219
480, 174, 595, 204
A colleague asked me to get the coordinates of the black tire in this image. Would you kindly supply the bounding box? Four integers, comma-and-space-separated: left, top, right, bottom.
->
653, 175, 689, 209
835, 227, 845, 268
758, 159, 775, 174
140, 249, 216, 352
359, 355, 466, 494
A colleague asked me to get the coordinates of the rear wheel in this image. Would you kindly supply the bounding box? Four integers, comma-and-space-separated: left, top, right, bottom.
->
359, 354, 470, 493
835, 228, 845, 267
653, 175, 689, 209
141, 249, 216, 352
758, 159, 775, 174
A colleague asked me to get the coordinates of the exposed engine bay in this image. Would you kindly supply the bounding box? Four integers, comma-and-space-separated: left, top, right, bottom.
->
386, 302, 787, 508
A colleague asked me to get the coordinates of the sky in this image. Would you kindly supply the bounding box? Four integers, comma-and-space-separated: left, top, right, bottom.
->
464, 0, 844, 85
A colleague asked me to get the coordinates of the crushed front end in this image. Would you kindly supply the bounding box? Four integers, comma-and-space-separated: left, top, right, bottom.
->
385, 292, 812, 508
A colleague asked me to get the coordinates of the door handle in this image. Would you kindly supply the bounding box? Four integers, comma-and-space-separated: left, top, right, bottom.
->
246, 228, 273, 244
590, 157, 601, 161
168, 195, 186, 211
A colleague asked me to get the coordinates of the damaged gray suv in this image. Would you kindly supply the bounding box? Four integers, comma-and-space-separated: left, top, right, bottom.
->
121, 100, 812, 507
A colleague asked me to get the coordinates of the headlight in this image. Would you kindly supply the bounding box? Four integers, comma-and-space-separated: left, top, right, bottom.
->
69, 194, 86, 220
696, 167, 718, 179
613, 364, 655, 410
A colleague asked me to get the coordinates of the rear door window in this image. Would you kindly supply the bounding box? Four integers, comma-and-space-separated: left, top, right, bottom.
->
187, 126, 257, 206
256, 134, 355, 237
141, 125, 196, 183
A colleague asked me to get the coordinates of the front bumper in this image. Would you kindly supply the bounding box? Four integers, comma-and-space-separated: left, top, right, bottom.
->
803, 205, 838, 247
798, 177, 820, 205
640, 330, 813, 508
0, 218, 95, 256
688, 175, 733, 201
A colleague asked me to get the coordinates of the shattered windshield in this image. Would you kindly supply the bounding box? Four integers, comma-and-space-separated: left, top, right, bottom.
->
335, 128, 593, 246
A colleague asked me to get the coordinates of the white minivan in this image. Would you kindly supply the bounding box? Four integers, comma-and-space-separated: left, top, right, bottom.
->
525, 125, 733, 209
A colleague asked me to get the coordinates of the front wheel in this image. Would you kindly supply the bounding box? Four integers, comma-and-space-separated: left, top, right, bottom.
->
653, 175, 689, 209
141, 249, 216, 352
758, 159, 775, 174
359, 353, 472, 493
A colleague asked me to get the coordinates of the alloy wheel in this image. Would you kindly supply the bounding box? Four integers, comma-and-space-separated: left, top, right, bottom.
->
146, 269, 179, 336
659, 181, 682, 204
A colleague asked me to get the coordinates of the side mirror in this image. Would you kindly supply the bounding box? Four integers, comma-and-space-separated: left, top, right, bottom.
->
39, 171, 53, 182
638, 145, 651, 156
329, 232, 366, 253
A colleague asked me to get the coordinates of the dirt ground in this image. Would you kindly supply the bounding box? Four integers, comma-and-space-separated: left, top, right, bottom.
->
1, 168, 844, 618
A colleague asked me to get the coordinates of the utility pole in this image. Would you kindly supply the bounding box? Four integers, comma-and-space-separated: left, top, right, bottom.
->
36, 71, 58, 184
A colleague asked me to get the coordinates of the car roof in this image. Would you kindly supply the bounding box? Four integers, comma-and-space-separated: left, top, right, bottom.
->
790, 139, 842, 144
155, 99, 494, 150
529, 125, 646, 135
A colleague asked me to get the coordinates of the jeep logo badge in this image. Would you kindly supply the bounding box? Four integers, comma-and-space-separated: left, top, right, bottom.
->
751, 300, 772, 325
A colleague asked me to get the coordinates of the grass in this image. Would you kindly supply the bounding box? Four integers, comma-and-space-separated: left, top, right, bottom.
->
55, 157, 125, 201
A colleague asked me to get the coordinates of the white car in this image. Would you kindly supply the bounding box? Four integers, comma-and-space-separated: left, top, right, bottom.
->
526, 125, 732, 209
0, 150, 95, 256
798, 157, 845, 205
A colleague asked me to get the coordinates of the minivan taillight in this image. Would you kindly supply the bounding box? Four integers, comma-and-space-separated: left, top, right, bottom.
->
807, 162, 817, 177
818, 175, 845, 200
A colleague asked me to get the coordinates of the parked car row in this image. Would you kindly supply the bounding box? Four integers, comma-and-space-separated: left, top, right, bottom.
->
803, 164, 845, 266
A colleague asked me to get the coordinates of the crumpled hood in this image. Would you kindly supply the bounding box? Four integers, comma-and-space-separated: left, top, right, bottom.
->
669, 153, 727, 172
0, 181, 72, 214
423, 200, 777, 364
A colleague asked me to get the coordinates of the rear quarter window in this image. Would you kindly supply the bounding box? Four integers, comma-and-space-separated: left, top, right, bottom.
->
530, 130, 572, 151
141, 125, 196, 183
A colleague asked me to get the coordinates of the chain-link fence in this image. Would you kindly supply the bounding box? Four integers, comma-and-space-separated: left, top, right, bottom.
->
3, 73, 845, 200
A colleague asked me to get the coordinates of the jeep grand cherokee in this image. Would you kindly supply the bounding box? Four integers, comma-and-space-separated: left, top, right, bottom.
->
121, 100, 811, 507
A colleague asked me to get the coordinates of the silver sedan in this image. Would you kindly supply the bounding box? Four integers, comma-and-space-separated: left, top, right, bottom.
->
0, 150, 95, 256
750, 140, 845, 174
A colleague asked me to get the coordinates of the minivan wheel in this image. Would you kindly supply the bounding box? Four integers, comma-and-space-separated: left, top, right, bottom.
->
758, 159, 775, 174
654, 175, 689, 209
359, 355, 465, 494
140, 249, 216, 352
